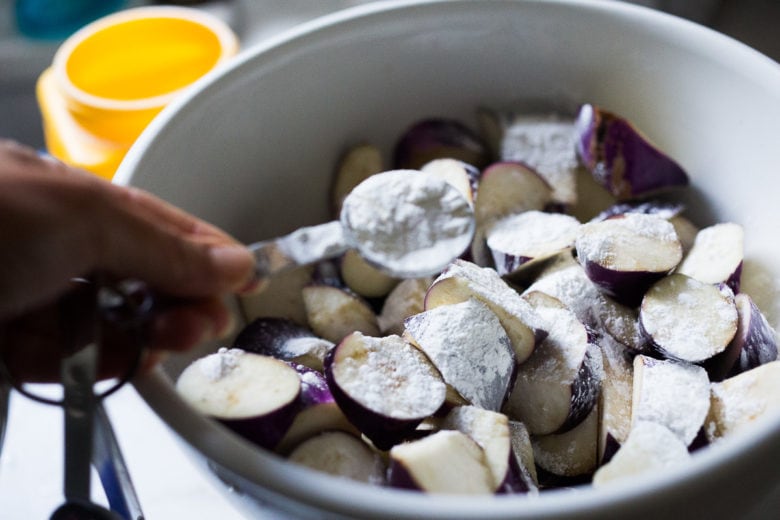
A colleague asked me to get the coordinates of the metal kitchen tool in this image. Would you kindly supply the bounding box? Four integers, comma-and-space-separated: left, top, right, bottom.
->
93, 401, 144, 520
50, 341, 122, 520
0, 277, 149, 520
250, 170, 475, 279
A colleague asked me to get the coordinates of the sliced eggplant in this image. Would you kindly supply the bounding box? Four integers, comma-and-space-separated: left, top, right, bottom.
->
590, 201, 698, 253
631, 355, 710, 447
728, 294, 778, 374
486, 211, 581, 277
598, 335, 634, 464
575, 213, 683, 307
591, 201, 687, 223
425, 259, 545, 363
570, 161, 618, 222
592, 421, 690, 487
393, 118, 490, 170
404, 299, 515, 411
676, 222, 744, 293
330, 143, 384, 215
467, 225, 495, 268
340, 249, 399, 299
324, 332, 446, 450
508, 421, 539, 491
532, 405, 599, 479
574, 103, 689, 200
387, 430, 494, 494
232, 317, 333, 371
288, 431, 385, 484
706, 360, 780, 441
639, 274, 738, 363
377, 277, 432, 336
176, 349, 302, 450
440, 406, 519, 492
421, 157, 480, 205
474, 161, 553, 226
503, 291, 601, 435
491, 113, 580, 208
239, 264, 314, 326
705, 293, 778, 381
670, 215, 699, 254
302, 284, 380, 343
595, 295, 651, 354
524, 252, 603, 327
276, 364, 358, 453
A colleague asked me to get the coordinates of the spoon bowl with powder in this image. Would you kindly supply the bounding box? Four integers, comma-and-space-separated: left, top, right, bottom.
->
251, 169, 475, 279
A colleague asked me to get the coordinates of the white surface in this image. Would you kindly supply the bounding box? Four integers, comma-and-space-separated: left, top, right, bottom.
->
0, 386, 258, 519
117, 1, 780, 518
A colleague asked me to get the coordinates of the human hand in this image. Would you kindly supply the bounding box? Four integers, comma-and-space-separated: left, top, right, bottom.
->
0, 140, 260, 382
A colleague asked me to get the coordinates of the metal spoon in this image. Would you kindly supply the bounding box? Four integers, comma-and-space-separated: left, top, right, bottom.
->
50, 342, 123, 520
92, 402, 144, 520
250, 170, 475, 279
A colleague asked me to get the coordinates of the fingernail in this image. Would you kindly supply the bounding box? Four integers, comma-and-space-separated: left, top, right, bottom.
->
210, 245, 254, 280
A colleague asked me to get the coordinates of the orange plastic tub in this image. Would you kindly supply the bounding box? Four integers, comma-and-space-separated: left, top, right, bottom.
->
37, 6, 238, 179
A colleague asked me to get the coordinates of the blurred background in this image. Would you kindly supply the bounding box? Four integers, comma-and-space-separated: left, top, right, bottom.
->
1, 0, 779, 151
0, 1, 778, 519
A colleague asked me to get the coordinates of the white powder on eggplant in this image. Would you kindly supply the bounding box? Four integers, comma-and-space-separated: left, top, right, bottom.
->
282, 336, 334, 359
403, 299, 515, 412
198, 347, 245, 381
500, 114, 579, 206
631, 356, 710, 445
526, 259, 603, 326
575, 213, 680, 269
340, 170, 474, 277
641, 275, 737, 362
333, 333, 446, 419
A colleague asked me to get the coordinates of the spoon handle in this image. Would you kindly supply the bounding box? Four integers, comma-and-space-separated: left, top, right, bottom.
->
249, 220, 349, 277
93, 402, 144, 520
60, 341, 99, 503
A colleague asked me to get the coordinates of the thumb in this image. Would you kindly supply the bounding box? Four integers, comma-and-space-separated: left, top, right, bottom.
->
94, 184, 258, 298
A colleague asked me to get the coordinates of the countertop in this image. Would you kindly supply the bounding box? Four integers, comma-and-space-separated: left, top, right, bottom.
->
1, 1, 779, 519
0, 385, 257, 519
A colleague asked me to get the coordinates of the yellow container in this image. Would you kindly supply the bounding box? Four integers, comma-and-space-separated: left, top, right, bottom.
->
37, 6, 239, 179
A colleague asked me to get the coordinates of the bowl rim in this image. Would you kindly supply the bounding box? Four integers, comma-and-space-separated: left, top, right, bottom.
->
121, 0, 780, 517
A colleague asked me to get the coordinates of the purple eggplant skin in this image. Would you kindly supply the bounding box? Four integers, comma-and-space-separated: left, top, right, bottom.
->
579, 258, 665, 308
591, 200, 686, 223
688, 427, 710, 453
387, 460, 424, 492
492, 252, 534, 277
393, 118, 492, 170
535, 467, 594, 490
219, 399, 304, 451
600, 432, 622, 465
705, 293, 778, 382
232, 317, 314, 355
323, 347, 424, 451
221, 363, 334, 450
495, 454, 537, 495
725, 261, 743, 295
462, 160, 483, 197
311, 260, 345, 288
575, 104, 689, 200
556, 347, 601, 435
291, 363, 335, 406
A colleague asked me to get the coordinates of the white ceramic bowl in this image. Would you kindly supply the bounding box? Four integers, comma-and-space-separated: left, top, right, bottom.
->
116, 1, 780, 518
